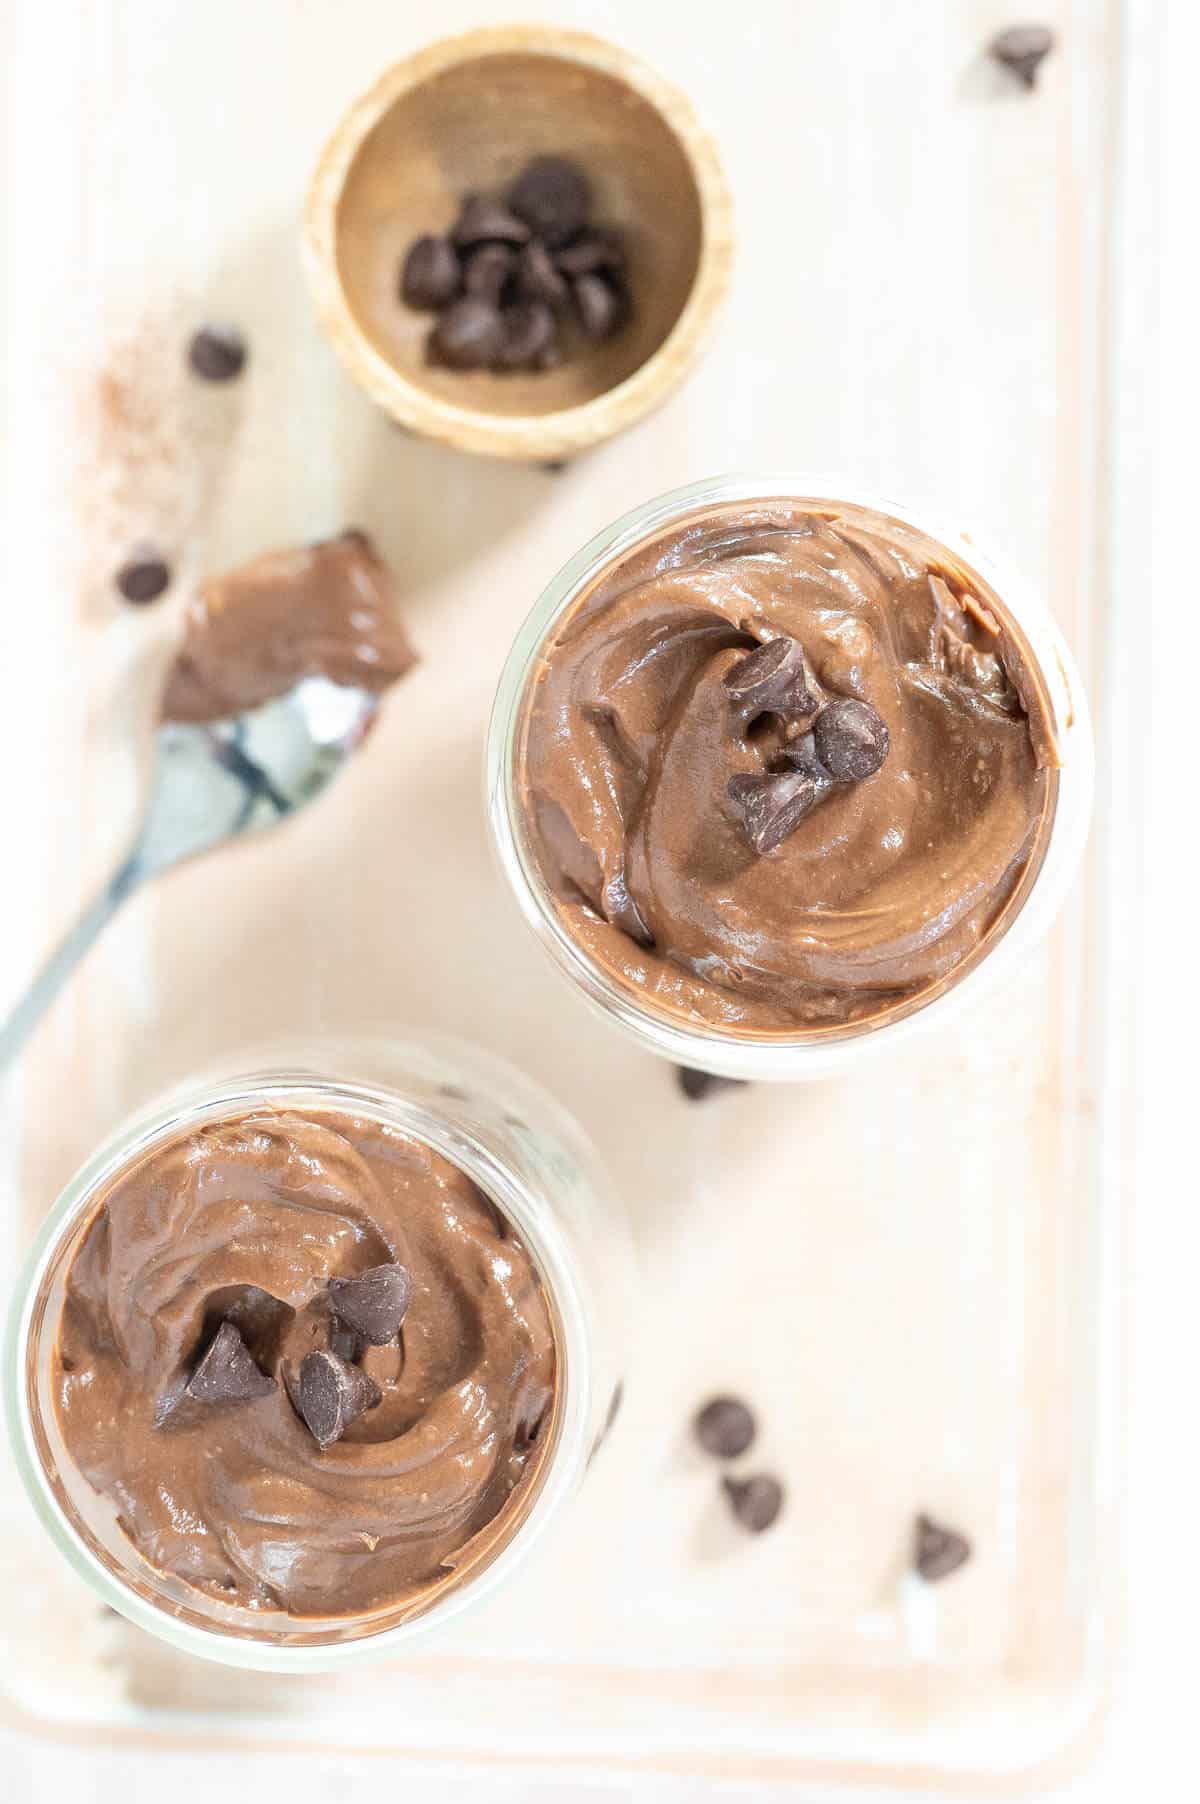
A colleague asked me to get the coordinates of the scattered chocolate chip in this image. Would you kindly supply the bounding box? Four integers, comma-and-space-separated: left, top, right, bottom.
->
556, 228, 627, 278
431, 296, 506, 369
542, 459, 568, 474
722, 1474, 784, 1534
813, 699, 890, 782
573, 272, 624, 341
400, 234, 461, 309
676, 1067, 747, 1102
115, 552, 171, 605
452, 195, 531, 249
327, 1262, 412, 1345
187, 325, 247, 383
695, 1396, 756, 1459
497, 300, 558, 369
508, 156, 592, 247
988, 23, 1056, 88
914, 1513, 971, 1581
534, 339, 565, 372
295, 1349, 381, 1450
728, 768, 824, 856
723, 636, 818, 718
463, 242, 518, 306
517, 237, 570, 308
187, 1322, 274, 1405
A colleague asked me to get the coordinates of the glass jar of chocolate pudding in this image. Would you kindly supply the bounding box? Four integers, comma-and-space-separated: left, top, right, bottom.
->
5, 1036, 631, 1670
488, 476, 1092, 1080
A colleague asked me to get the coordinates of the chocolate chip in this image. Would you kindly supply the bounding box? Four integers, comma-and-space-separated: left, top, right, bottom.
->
497, 300, 558, 369
187, 325, 247, 383
812, 699, 890, 782
451, 195, 531, 249
695, 1396, 756, 1459
676, 1067, 746, 1102
327, 1262, 412, 1345
295, 1349, 381, 1450
400, 234, 461, 309
430, 296, 506, 369
723, 636, 817, 719
328, 1320, 362, 1362
722, 1474, 784, 1534
187, 1322, 274, 1405
517, 237, 570, 308
463, 242, 518, 307
556, 229, 627, 278
778, 733, 831, 782
572, 272, 624, 341
508, 156, 592, 247
534, 339, 565, 372
115, 552, 171, 605
728, 768, 823, 855
988, 23, 1056, 88
914, 1513, 971, 1581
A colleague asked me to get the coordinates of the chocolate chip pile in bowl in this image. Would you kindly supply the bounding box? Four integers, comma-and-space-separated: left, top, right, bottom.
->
321, 44, 715, 442
400, 157, 629, 373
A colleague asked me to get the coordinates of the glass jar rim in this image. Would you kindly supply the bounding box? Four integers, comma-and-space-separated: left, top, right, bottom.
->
486, 471, 1094, 1081
4, 1061, 594, 1672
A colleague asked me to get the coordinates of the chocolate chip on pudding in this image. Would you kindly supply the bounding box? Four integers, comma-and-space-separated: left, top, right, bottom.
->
295, 1349, 382, 1451
516, 498, 1058, 1035
52, 1107, 557, 1618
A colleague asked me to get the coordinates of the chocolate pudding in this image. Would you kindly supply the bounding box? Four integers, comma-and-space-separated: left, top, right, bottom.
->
515, 499, 1059, 1035
52, 1106, 557, 1621
162, 529, 417, 724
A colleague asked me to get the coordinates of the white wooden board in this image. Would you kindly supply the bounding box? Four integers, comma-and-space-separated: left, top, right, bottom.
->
0, 0, 1131, 1791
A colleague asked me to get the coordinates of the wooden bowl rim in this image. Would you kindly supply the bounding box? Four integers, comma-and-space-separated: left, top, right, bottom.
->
303, 24, 734, 460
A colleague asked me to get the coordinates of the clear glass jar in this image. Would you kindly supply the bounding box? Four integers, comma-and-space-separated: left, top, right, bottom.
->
487, 474, 1094, 1081
3, 1034, 632, 1672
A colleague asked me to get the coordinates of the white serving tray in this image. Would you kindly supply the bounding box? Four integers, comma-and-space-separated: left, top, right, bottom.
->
0, 0, 1132, 1790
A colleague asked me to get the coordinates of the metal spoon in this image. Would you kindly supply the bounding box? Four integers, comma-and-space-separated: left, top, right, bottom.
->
0, 676, 377, 1067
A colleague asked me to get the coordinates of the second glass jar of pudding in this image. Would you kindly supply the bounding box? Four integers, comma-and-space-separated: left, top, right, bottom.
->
5, 1035, 631, 1671
488, 475, 1093, 1080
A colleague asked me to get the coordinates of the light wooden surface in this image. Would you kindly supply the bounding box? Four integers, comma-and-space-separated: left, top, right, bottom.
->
0, 0, 1170, 1797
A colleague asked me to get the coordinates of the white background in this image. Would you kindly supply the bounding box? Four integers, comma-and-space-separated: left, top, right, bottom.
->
1, 0, 1194, 1797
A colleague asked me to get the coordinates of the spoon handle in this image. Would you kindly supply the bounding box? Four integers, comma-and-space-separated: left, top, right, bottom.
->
0, 857, 142, 1071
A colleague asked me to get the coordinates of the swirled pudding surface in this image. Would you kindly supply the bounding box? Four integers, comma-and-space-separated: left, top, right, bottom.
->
517, 499, 1058, 1034
53, 1107, 557, 1619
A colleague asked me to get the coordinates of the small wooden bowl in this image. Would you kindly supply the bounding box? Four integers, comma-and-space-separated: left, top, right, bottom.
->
304, 26, 733, 462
